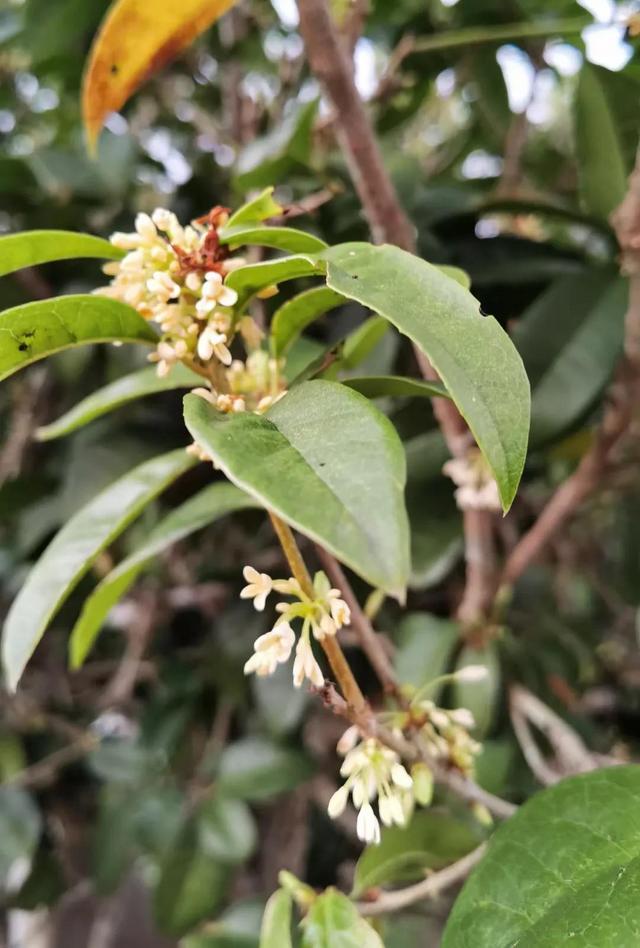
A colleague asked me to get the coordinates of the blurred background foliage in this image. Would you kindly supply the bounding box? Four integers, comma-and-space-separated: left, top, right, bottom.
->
0, 0, 639, 944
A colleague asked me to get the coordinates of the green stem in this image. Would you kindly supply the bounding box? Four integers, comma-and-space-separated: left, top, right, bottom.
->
412, 16, 591, 55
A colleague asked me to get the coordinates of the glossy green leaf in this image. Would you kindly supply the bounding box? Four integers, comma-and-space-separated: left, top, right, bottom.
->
302, 889, 383, 948
2, 449, 195, 690
183, 380, 410, 598
443, 766, 640, 948
225, 255, 321, 308
0, 229, 122, 276
344, 375, 448, 400
227, 186, 283, 227
217, 738, 313, 801
0, 787, 42, 887
318, 244, 530, 511
0, 295, 156, 382
394, 613, 459, 697
69, 482, 256, 667
340, 315, 389, 370
353, 811, 485, 897
453, 642, 501, 739
220, 224, 327, 254
198, 796, 256, 865
260, 889, 293, 948
271, 286, 345, 356
575, 64, 627, 221
37, 364, 200, 441
153, 817, 228, 936
514, 272, 627, 446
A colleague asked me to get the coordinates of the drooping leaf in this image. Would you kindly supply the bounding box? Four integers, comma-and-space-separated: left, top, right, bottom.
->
453, 642, 501, 739
513, 272, 627, 446
317, 243, 530, 511
302, 889, 383, 948
260, 889, 293, 948
225, 255, 321, 308
575, 64, 627, 221
353, 811, 485, 897
442, 767, 640, 948
153, 816, 228, 936
219, 225, 327, 254
37, 364, 201, 441
394, 613, 460, 697
339, 316, 389, 370
183, 381, 411, 598
226, 187, 283, 227
216, 738, 313, 802
82, 0, 239, 147
2, 449, 196, 690
0, 230, 121, 277
0, 787, 42, 887
271, 286, 346, 356
69, 481, 256, 667
0, 296, 156, 382
343, 375, 449, 400
197, 796, 257, 865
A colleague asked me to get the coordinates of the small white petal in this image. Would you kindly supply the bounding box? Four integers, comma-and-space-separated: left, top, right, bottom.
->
327, 784, 350, 819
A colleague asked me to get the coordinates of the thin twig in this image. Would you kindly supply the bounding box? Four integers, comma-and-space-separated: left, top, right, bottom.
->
314, 545, 399, 694
358, 842, 487, 916
5, 734, 98, 790
502, 154, 640, 587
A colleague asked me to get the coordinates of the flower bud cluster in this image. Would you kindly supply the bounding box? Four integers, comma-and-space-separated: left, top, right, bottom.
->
98, 209, 242, 378
240, 567, 351, 690
443, 447, 501, 511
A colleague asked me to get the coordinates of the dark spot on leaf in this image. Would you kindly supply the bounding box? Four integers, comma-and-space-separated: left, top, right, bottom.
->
110, 63, 119, 75
22, 330, 35, 339
18, 343, 29, 352
319, 462, 326, 467
351, 274, 359, 280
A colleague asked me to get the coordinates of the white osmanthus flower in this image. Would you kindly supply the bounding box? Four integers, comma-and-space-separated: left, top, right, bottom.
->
240, 565, 273, 611
327, 732, 413, 845
292, 632, 324, 688
243, 622, 295, 677
443, 448, 501, 512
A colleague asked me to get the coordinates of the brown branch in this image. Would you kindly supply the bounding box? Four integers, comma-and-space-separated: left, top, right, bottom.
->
297, 0, 498, 624
357, 842, 487, 916
314, 544, 399, 694
502, 155, 640, 587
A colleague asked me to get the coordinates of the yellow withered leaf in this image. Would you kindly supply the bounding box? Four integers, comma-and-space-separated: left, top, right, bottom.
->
82, 0, 238, 149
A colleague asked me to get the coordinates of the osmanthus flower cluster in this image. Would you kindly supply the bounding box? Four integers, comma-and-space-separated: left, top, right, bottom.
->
97, 207, 287, 419
241, 566, 351, 689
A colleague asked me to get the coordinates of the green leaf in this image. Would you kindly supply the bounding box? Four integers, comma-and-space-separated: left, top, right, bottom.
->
353, 811, 485, 897
225, 255, 321, 308
153, 817, 228, 937
318, 244, 530, 511
394, 613, 459, 697
220, 225, 327, 254
197, 796, 257, 865
37, 364, 201, 441
217, 738, 313, 802
183, 381, 410, 598
0, 787, 41, 887
513, 272, 627, 446
227, 187, 283, 227
575, 64, 627, 221
302, 889, 383, 948
69, 482, 256, 667
453, 642, 501, 740
260, 889, 293, 948
442, 766, 640, 948
2, 449, 195, 690
339, 316, 389, 370
0, 229, 122, 277
343, 375, 448, 400
271, 286, 345, 356
0, 295, 156, 382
